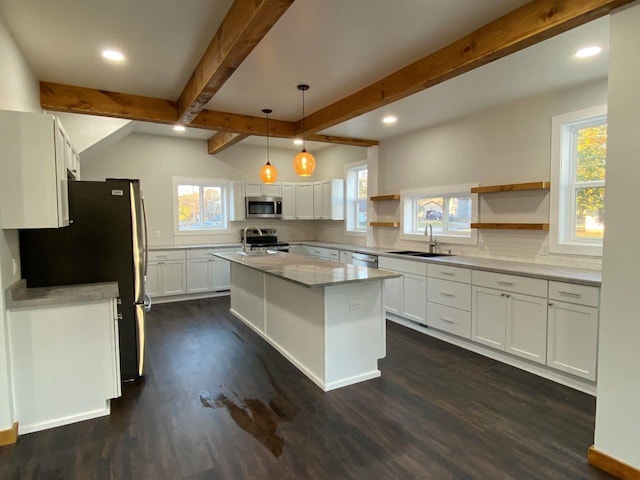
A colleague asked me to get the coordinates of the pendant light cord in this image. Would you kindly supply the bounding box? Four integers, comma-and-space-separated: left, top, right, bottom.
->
301, 88, 306, 151
266, 111, 270, 163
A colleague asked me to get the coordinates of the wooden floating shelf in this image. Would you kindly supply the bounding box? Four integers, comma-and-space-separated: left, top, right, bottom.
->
471, 223, 549, 231
370, 221, 401, 228
470, 181, 550, 194
370, 194, 400, 201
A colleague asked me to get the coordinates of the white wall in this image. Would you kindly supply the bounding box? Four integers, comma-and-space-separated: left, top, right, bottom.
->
373, 79, 608, 269
81, 134, 323, 245
594, 3, 640, 469
0, 16, 41, 431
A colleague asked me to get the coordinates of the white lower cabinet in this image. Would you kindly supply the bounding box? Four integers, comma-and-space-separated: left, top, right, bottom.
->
9, 297, 121, 433
402, 273, 427, 323
147, 250, 187, 297
472, 279, 548, 364
546, 281, 599, 381
186, 248, 234, 293
379, 257, 427, 324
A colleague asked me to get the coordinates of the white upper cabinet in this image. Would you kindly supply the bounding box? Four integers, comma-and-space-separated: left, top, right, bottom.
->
245, 182, 282, 197
0, 111, 72, 228
295, 183, 314, 219
281, 182, 296, 220
313, 180, 344, 220
229, 180, 245, 221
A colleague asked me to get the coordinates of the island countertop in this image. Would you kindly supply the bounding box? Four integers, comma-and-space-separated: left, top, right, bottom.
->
215, 252, 400, 288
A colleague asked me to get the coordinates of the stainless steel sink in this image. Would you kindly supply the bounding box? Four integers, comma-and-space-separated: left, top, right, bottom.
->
239, 250, 279, 257
387, 250, 451, 257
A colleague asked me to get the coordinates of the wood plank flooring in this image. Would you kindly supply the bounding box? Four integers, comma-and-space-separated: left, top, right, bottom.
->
0, 297, 613, 479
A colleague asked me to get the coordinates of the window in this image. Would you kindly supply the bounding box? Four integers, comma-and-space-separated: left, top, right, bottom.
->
345, 161, 368, 234
550, 105, 607, 256
173, 177, 229, 234
401, 184, 477, 245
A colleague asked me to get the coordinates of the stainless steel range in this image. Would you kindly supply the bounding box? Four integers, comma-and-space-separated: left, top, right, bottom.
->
241, 228, 289, 252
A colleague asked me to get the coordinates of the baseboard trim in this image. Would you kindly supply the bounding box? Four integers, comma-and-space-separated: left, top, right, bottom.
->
589, 446, 640, 479
0, 422, 18, 446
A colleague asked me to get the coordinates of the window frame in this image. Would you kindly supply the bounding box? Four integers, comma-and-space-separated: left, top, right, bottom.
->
550, 105, 607, 257
172, 177, 231, 236
400, 184, 478, 245
344, 160, 368, 237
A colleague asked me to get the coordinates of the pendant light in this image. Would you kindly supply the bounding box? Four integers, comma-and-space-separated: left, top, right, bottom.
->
259, 108, 278, 184
293, 84, 316, 176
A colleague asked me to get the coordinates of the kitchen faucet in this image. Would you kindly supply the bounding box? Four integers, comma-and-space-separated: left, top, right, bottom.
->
242, 226, 263, 253
425, 223, 437, 254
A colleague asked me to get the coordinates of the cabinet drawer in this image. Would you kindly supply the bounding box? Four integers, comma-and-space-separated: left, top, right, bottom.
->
149, 249, 186, 261
327, 250, 340, 261
187, 247, 236, 259
472, 270, 547, 297
378, 257, 427, 276
427, 302, 471, 339
548, 281, 599, 307
427, 278, 471, 311
427, 264, 471, 283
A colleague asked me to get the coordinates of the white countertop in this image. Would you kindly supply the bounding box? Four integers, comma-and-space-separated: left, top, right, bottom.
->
215, 252, 400, 288
6, 280, 120, 309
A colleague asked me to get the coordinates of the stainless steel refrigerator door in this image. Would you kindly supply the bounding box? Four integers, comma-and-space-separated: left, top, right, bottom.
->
135, 303, 146, 376
129, 182, 146, 305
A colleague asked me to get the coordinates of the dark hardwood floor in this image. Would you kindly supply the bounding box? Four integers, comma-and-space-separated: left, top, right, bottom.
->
0, 297, 612, 479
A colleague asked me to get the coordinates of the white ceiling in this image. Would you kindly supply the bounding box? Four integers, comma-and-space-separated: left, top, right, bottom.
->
0, 0, 610, 149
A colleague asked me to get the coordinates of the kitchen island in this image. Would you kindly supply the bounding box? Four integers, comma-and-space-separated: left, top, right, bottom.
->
214, 251, 400, 391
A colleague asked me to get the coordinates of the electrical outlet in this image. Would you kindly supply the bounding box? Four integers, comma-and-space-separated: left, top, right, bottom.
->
154, 230, 161, 239
349, 300, 362, 311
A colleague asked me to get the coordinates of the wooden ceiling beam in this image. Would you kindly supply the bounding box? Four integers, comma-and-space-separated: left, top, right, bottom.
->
40, 82, 377, 149
40, 81, 178, 123
207, 132, 249, 154
177, 0, 294, 124
301, 0, 633, 134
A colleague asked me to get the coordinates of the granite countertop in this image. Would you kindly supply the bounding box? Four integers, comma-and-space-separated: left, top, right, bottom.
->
6, 280, 120, 309
215, 252, 401, 288
149, 240, 601, 286
149, 243, 241, 251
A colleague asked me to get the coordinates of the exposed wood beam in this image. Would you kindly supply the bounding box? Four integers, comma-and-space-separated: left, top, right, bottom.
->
40, 82, 377, 148
306, 133, 378, 148
301, 0, 633, 134
177, 0, 294, 124
41, 82, 178, 123
207, 132, 249, 154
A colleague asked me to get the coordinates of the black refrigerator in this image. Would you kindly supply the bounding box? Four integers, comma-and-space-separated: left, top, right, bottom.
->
20, 179, 149, 381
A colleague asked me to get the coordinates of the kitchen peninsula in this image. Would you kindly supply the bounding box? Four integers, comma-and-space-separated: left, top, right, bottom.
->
214, 251, 400, 391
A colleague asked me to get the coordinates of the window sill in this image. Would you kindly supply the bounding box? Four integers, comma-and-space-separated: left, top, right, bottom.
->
399, 232, 477, 245
175, 229, 231, 236
344, 230, 367, 238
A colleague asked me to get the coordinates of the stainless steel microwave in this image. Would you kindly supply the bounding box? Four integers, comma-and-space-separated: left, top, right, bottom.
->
245, 196, 282, 218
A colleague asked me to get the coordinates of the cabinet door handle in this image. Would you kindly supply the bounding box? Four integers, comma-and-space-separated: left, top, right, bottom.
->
440, 291, 455, 297
548, 301, 554, 306
505, 293, 511, 298
500, 292, 505, 297
156, 255, 168, 259
440, 271, 454, 276
440, 316, 454, 323
558, 290, 581, 297
497, 280, 514, 286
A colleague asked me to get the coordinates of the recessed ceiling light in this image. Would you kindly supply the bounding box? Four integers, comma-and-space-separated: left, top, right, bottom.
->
382, 115, 397, 124
575, 46, 602, 58
101, 49, 125, 62
173, 125, 186, 132
293, 139, 303, 146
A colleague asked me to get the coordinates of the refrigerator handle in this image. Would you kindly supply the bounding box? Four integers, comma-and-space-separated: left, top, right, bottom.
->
141, 195, 149, 280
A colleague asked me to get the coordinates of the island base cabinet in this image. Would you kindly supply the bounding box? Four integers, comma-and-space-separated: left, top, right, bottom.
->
9, 299, 121, 434
547, 301, 598, 381
228, 263, 384, 391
